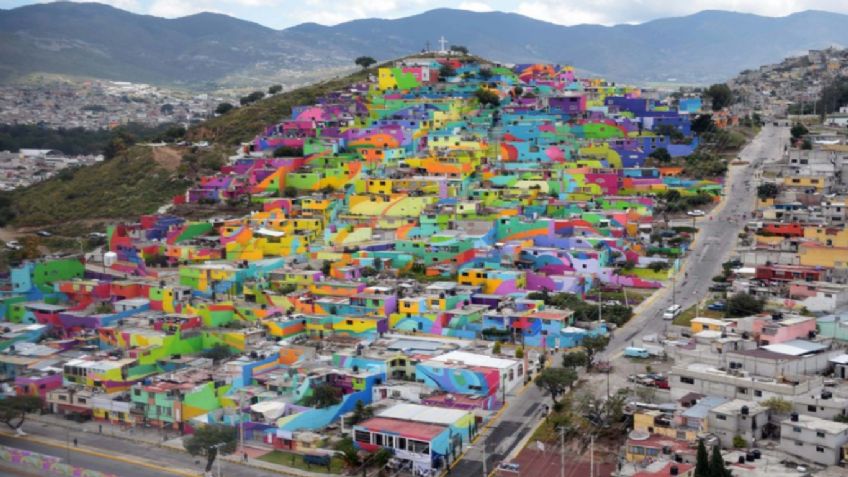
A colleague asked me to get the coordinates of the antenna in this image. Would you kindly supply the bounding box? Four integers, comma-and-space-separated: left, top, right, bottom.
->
439, 36, 448, 53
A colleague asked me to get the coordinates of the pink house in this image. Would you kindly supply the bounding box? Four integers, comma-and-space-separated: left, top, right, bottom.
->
749, 315, 817, 345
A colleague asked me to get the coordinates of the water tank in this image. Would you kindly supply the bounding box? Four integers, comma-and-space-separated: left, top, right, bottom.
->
741, 405, 749, 415
103, 251, 118, 267
670, 465, 679, 476
790, 412, 799, 422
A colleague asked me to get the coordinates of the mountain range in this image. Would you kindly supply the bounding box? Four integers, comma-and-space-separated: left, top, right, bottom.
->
2, 2, 848, 86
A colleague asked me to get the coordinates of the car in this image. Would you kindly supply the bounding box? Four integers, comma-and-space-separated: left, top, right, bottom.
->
36, 230, 52, 237
687, 209, 705, 217
5, 240, 21, 250
662, 304, 682, 320
707, 301, 726, 311
709, 283, 729, 292
653, 379, 670, 390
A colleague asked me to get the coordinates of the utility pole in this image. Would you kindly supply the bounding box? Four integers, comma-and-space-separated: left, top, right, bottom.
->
481, 441, 487, 477
559, 426, 565, 477
589, 435, 594, 477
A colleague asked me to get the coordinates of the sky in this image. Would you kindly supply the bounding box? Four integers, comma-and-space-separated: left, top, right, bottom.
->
3, 0, 848, 29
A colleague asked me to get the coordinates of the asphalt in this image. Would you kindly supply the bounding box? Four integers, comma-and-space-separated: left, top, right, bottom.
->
0, 420, 282, 477
602, 123, 788, 359
449, 124, 789, 475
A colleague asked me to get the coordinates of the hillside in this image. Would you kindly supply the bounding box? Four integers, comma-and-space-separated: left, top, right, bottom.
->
3, 62, 381, 232
3, 3, 848, 85
7, 147, 189, 232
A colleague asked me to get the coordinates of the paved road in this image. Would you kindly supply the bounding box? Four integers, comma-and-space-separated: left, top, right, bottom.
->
450, 384, 547, 476
0, 434, 180, 477
449, 125, 788, 475
603, 124, 788, 359
1, 420, 280, 477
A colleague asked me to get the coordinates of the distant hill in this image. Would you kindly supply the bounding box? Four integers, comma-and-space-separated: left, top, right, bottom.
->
2, 3, 848, 85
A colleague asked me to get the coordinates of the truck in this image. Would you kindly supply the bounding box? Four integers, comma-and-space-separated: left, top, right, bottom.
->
624, 347, 650, 358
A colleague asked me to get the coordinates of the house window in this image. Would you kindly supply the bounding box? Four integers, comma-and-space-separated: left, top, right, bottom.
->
680, 376, 694, 384
753, 390, 762, 397
374, 434, 384, 446
737, 387, 747, 395
793, 426, 801, 433
816, 446, 825, 453
808, 405, 817, 412
716, 414, 727, 421
354, 430, 371, 443
816, 431, 826, 438
795, 441, 803, 446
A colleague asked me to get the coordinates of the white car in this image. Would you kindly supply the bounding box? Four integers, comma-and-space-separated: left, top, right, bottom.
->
5, 240, 21, 250
687, 209, 705, 217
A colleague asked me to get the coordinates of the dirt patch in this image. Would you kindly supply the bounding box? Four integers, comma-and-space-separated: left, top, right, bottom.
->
151, 146, 183, 172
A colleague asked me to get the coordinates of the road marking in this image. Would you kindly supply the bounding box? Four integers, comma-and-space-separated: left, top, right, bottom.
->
0, 432, 201, 477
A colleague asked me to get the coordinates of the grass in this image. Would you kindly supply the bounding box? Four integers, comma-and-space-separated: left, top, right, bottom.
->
672, 304, 725, 326
8, 146, 190, 230
187, 68, 375, 146
257, 450, 344, 474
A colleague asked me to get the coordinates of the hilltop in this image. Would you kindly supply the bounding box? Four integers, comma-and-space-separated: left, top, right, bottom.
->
3, 3, 848, 85
1, 61, 381, 232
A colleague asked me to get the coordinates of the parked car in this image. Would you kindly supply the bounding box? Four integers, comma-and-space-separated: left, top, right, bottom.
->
624, 347, 650, 359
707, 301, 726, 311
5, 240, 21, 250
708, 283, 729, 292
687, 209, 705, 217
662, 304, 682, 320
652, 378, 670, 389
36, 230, 52, 237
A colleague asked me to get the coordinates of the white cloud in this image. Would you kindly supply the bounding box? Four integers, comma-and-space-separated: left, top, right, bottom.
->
514, 0, 848, 25
457, 2, 494, 13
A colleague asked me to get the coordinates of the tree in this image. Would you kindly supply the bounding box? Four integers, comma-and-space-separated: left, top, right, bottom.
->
726, 292, 763, 317
273, 146, 303, 157
694, 439, 710, 477
801, 138, 812, 150
706, 83, 733, 111
648, 147, 672, 163
561, 351, 588, 369
581, 334, 610, 371
268, 84, 282, 95
790, 123, 808, 140
160, 103, 174, 115
709, 445, 731, 477
691, 114, 715, 135
239, 91, 265, 106
732, 435, 747, 448
303, 383, 342, 408
450, 45, 469, 55
762, 397, 792, 415
350, 400, 374, 425
439, 64, 455, 80
0, 396, 43, 434
534, 367, 577, 404
202, 343, 234, 363
183, 424, 237, 473
492, 341, 502, 354
515, 346, 524, 359
756, 183, 779, 200
215, 102, 234, 115
474, 88, 500, 107
354, 56, 376, 69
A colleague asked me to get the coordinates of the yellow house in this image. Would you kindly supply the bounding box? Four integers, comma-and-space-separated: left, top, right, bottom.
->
691, 317, 735, 334
633, 410, 698, 442
799, 242, 848, 268
783, 176, 826, 191
803, 226, 848, 247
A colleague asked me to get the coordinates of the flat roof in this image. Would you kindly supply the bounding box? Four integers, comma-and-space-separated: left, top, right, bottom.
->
430, 350, 519, 370
781, 414, 848, 434
358, 417, 445, 441
377, 403, 468, 425
762, 340, 828, 356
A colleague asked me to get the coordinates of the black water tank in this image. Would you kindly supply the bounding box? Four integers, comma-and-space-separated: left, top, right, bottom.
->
670, 465, 679, 476
791, 412, 799, 422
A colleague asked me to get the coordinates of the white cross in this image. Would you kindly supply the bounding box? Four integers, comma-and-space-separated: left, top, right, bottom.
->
438, 36, 448, 53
